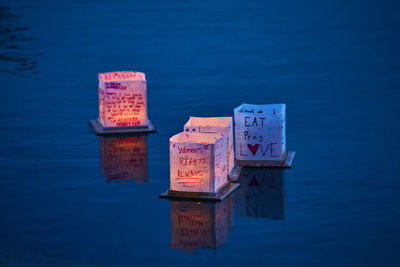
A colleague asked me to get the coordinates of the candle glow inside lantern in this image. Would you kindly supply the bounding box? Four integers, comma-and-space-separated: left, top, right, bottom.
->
236, 168, 284, 219
159, 132, 240, 201
234, 103, 295, 167
100, 135, 148, 183
170, 132, 227, 194
170, 195, 233, 252
183, 116, 239, 181
89, 71, 156, 135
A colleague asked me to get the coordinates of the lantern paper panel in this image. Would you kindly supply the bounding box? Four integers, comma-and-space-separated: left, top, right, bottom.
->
184, 116, 234, 176
234, 103, 286, 162
100, 135, 148, 183
169, 132, 227, 193
170, 195, 233, 252
98, 71, 147, 128
236, 168, 283, 219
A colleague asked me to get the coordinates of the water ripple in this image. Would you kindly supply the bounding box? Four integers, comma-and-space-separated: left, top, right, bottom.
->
0, 2, 42, 77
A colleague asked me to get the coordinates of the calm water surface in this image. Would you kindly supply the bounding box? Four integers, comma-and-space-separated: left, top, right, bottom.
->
0, 0, 399, 266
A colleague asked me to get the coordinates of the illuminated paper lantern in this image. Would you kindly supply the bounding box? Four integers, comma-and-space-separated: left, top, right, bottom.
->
234, 103, 295, 167
170, 195, 233, 252
100, 135, 148, 183
160, 132, 240, 200
169, 132, 228, 194
236, 168, 284, 219
183, 116, 237, 180
89, 71, 156, 135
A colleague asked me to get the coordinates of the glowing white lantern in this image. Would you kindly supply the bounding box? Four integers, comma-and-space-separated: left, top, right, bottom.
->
100, 135, 148, 183
184, 116, 235, 179
90, 70, 156, 135
234, 103, 293, 167
236, 168, 283, 219
170, 195, 233, 252
169, 132, 228, 195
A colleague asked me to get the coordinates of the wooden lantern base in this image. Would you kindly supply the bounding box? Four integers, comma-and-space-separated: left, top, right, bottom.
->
235, 151, 296, 168
89, 118, 156, 136
159, 182, 240, 202
228, 165, 243, 183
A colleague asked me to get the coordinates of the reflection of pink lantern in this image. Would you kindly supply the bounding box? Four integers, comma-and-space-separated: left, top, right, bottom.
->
170, 195, 234, 253
234, 103, 295, 167
159, 132, 239, 201
89, 71, 156, 135
100, 135, 148, 183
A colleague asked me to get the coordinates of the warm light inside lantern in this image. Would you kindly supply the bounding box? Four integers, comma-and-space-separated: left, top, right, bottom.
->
98, 71, 147, 128
169, 132, 228, 193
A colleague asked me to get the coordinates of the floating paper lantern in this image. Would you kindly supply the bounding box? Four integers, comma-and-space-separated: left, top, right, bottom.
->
100, 135, 148, 183
170, 195, 233, 252
169, 132, 228, 195
236, 168, 284, 219
89, 71, 155, 135
184, 116, 236, 179
234, 103, 295, 167
159, 132, 240, 200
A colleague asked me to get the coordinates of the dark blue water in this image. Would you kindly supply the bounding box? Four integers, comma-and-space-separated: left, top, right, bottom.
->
1, 0, 399, 265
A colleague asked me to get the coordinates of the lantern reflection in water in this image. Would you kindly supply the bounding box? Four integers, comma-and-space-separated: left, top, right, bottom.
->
100, 135, 148, 183
235, 168, 284, 219
170, 195, 234, 253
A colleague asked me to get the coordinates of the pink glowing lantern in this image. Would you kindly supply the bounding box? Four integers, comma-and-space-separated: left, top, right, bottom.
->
169, 132, 228, 194
89, 71, 155, 135
160, 132, 240, 200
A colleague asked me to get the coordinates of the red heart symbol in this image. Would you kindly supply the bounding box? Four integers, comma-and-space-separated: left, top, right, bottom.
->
247, 144, 259, 156
248, 175, 260, 186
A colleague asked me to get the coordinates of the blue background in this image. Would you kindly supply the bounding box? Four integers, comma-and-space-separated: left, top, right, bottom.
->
0, 0, 399, 266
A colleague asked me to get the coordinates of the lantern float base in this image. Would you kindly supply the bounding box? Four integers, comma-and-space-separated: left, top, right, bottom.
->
159, 182, 240, 202
236, 151, 296, 168
228, 165, 243, 183
88, 118, 156, 136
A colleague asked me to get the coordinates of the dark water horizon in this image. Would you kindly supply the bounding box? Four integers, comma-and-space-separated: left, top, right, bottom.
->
0, 0, 399, 266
